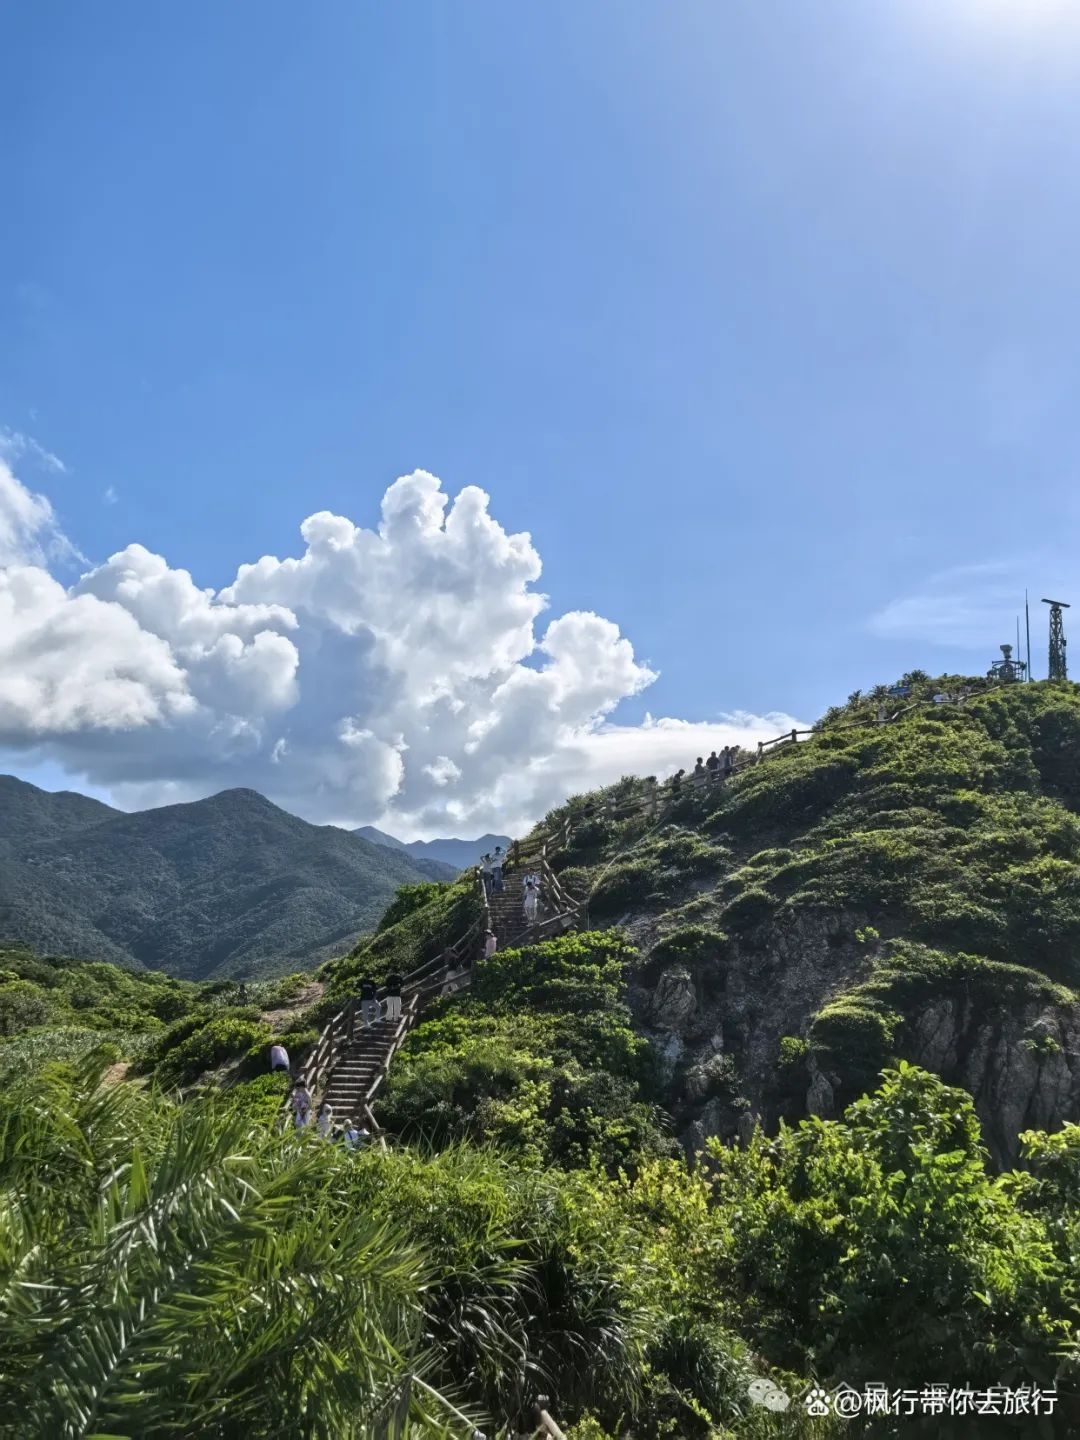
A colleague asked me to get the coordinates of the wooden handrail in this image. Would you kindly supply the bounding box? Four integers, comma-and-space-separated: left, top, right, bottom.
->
281, 880, 489, 1126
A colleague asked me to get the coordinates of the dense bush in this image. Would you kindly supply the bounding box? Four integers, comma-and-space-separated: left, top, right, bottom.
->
375, 881, 450, 934
146, 1010, 272, 1087
0, 979, 52, 1036
0, 1054, 841, 1439
0, 947, 205, 1040
709, 1064, 1077, 1394
381, 932, 672, 1170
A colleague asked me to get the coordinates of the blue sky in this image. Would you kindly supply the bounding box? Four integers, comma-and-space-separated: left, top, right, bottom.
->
3, 1, 1080, 830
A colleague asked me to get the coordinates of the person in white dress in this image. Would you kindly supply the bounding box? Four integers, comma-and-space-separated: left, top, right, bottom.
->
523, 877, 539, 924
290, 1082, 311, 1131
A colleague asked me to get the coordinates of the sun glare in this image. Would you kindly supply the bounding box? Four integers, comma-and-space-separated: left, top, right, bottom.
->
958, 0, 1074, 27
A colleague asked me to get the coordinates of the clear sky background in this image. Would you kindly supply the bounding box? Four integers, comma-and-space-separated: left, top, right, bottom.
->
3, 1, 1080, 834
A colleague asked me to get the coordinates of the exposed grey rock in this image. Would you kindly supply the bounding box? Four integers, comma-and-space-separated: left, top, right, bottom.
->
629, 903, 1080, 1167
806, 1059, 835, 1118
908, 1000, 1080, 1165
651, 965, 697, 1029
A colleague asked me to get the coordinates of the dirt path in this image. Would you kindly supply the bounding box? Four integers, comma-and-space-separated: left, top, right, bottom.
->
261, 980, 326, 1031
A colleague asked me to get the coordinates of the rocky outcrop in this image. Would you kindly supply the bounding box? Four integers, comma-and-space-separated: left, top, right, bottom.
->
629, 907, 1080, 1165
650, 965, 698, 1029
907, 997, 1080, 1166
630, 908, 872, 1149
805, 1056, 835, 1118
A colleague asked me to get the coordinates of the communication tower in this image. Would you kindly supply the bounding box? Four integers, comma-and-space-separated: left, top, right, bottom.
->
1042, 598, 1070, 681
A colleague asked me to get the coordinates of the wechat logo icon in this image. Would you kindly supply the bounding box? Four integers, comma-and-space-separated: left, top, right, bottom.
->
747, 1378, 791, 1412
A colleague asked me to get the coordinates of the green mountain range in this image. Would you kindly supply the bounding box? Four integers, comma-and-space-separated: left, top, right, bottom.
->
353, 824, 512, 870
0, 775, 455, 980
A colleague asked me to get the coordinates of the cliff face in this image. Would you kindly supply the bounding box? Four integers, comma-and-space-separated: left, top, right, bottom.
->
626, 907, 1080, 1165
540, 678, 1080, 1165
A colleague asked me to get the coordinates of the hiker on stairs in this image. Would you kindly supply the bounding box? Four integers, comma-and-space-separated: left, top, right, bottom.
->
290, 1081, 312, 1132
342, 1122, 369, 1150
384, 971, 403, 1022
491, 846, 505, 893
358, 976, 380, 1028
481, 852, 494, 894
484, 929, 497, 959
522, 875, 540, 925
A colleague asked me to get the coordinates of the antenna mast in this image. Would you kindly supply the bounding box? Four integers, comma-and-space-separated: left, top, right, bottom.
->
1042, 598, 1070, 681
1025, 591, 1032, 682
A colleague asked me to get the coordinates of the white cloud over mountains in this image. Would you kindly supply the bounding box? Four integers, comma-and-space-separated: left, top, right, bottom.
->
0, 460, 801, 837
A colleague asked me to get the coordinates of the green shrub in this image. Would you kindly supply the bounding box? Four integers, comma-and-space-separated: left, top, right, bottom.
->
331, 874, 482, 997
0, 980, 52, 1037
720, 887, 776, 933
376, 882, 450, 934
777, 1036, 808, 1069
152, 1014, 272, 1087
649, 927, 728, 970
709, 1064, 1072, 1387
809, 1000, 897, 1094
588, 858, 656, 917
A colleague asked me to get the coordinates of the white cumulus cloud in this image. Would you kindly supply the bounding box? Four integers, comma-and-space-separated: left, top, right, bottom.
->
0, 462, 802, 836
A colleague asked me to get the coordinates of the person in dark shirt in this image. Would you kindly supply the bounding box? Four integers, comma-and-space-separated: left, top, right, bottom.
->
384, 971, 403, 1022
705, 751, 719, 775
358, 976, 380, 1027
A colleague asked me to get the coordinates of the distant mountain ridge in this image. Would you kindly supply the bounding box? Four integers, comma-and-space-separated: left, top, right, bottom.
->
352, 826, 512, 871
0, 775, 457, 981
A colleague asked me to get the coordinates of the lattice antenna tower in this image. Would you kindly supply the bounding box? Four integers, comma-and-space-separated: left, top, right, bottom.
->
1042, 598, 1070, 681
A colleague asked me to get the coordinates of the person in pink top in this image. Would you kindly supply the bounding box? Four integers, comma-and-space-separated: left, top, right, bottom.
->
483, 930, 497, 959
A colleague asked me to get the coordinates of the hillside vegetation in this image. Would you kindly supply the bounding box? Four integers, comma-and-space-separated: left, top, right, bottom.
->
3, 677, 1080, 1436
0, 776, 455, 981
534, 676, 1080, 1164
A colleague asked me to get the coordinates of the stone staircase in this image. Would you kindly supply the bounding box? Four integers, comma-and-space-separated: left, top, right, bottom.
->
321, 1014, 400, 1122
487, 870, 531, 947
317, 961, 476, 1129
301, 852, 582, 1136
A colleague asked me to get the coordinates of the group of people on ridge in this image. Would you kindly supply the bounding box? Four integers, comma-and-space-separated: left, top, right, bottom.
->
700, 747, 737, 778
354, 972, 404, 1024
482, 845, 542, 928
672, 748, 739, 792
277, 1052, 369, 1146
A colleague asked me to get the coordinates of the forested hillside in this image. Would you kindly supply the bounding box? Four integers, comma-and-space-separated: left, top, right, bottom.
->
531, 675, 1080, 1164
3, 679, 1080, 1437
0, 777, 454, 980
